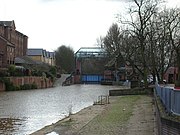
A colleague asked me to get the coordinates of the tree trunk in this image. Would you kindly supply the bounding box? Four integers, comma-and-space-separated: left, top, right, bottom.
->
175, 52, 180, 87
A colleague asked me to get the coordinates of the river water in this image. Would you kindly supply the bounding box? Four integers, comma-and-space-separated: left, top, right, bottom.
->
0, 81, 121, 135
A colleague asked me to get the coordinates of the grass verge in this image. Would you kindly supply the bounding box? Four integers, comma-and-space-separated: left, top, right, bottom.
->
78, 95, 141, 135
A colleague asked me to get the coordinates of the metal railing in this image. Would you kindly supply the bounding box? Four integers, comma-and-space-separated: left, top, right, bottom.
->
155, 84, 180, 116
94, 95, 110, 105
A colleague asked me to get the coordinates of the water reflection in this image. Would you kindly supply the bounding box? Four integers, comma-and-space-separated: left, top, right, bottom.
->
0, 118, 26, 135
0, 84, 121, 134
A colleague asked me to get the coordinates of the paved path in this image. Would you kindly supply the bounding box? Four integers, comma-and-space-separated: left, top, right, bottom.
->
53, 74, 69, 86
125, 96, 156, 135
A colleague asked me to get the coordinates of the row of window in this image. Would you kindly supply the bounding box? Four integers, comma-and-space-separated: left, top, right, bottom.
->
7, 46, 14, 53
0, 26, 26, 57
0, 55, 14, 67
7, 60, 14, 65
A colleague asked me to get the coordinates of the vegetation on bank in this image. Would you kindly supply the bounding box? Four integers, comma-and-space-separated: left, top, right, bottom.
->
94, 96, 140, 124
0, 77, 38, 91
60, 95, 141, 134
156, 96, 180, 123
0, 65, 57, 91
0, 65, 57, 79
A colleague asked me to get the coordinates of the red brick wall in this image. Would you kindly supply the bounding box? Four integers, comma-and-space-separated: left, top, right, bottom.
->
164, 67, 178, 83
0, 37, 7, 67
1, 22, 28, 58
0, 77, 53, 91
23, 36, 28, 56
0, 82, 5, 91
0, 25, 5, 37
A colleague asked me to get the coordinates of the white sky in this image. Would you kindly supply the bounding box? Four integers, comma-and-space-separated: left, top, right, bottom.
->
0, 0, 179, 52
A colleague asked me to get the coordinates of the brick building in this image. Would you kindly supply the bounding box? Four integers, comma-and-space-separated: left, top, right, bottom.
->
0, 20, 28, 68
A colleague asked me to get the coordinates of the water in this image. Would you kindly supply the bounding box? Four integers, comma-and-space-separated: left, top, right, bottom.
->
0, 84, 121, 135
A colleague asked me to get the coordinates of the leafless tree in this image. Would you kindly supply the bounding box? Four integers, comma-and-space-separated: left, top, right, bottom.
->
100, 0, 180, 87
161, 8, 180, 86
118, 0, 162, 87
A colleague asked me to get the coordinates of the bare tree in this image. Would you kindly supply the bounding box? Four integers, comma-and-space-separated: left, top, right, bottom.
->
151, 8, 176, 82
99, 0, 180, 87
162, 8, 180, 86
118, 0, 162, 87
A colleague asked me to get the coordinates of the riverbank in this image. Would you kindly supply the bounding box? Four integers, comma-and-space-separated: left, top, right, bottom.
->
31, 95, 156, 135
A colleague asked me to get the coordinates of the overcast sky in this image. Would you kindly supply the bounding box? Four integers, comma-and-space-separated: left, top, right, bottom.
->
0, 0, 179, 52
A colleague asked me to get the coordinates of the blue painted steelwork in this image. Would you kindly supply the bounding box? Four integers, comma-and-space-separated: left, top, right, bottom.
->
82, 74, 103, 84
155, 84, 180, 116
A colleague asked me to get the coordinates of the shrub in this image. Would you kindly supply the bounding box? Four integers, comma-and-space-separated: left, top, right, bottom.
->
20, 83, 38, 90
20, 84, 32, 90
49, 66, 57, 76
8, 65, 16, 76
15, 86, 20, 90
2, 78, 16, 91
32, 70, 43, 76
46, 72, 55, 82
31, 83, 38, 89
175, 80, 180, 87
0, 70, 9, 77
14, 68, 24, 76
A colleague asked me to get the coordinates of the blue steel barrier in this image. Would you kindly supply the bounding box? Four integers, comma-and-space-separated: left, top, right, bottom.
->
155, 84, 180, 116
81, 74, 103, 84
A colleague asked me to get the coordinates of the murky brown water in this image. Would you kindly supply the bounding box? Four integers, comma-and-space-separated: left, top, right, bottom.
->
0, 83, 121, 135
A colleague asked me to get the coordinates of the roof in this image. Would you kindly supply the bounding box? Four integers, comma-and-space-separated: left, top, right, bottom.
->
27, 48, 44, 56
0, 21, 12, 26
46, 51, 55, 58
27, 49, 55, 58
15, 56, 50, 71
15, 56, 38, 65
15, 56, 48, 65
0, 20, 16, 29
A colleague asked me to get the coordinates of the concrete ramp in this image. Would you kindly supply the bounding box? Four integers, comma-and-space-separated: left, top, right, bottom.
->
53, 74, 70, 87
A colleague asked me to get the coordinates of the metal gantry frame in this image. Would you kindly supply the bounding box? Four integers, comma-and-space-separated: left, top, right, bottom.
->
75, 47, 107, 59
74, 47, 108, 72
74, 47, 108, 84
